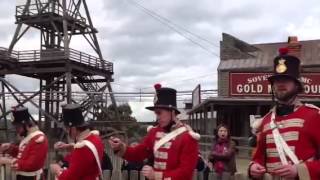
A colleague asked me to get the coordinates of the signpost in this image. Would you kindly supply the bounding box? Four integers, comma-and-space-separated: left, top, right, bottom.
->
230, 72, 320, 97
192, 84, 201, 107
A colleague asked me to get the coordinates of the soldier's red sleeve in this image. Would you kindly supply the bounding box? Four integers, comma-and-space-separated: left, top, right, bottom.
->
58, 147, 96, 180
18, 135, 49, 171
160, 134, 199, 180
63, 152, 73, 164
6, 144, 19, 157
252, 130, 266, 166
296, 112, 320, 180
123, 129, 155, 162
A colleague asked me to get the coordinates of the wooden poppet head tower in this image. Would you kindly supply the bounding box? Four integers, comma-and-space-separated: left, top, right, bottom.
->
0, 0, 117, 138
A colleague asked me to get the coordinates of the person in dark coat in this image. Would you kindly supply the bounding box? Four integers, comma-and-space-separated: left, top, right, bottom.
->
121, 142, 144, 172
209, 124, 237, 176
196, 153, 205, 172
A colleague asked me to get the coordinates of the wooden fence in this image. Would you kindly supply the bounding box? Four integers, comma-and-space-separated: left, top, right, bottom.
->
0, 140, 271, 180
0, 166, 283, 180
0, 144, 280, 180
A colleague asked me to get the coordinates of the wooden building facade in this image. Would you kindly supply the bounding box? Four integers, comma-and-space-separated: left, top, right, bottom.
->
188, 33, 320, 144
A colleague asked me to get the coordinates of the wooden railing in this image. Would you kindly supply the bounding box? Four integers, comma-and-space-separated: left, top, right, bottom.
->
0, 47, 113, 73
0, 48, 18, 61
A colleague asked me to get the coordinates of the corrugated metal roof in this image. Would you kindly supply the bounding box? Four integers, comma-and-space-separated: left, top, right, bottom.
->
219, 39, 320, 71
188, 97, 320, 114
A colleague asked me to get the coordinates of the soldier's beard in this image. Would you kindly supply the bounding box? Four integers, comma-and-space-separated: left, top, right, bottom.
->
274, 88, 298, 104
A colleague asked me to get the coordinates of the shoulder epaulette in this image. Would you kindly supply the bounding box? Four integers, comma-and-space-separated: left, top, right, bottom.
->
304, 104, 320, 114
253, 110, 273, 132
35, 135, 45, 144
74, 141, 86, 149
147, 125, 155, 132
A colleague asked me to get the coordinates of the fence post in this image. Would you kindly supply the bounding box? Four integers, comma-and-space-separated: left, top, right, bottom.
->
208, 172, 218, 179
234, 172, 246, 180
112, 169, 122, 180
222, 172, 231, 180
197, 171, 204, 180
5, 165, 11, 180
10, 169, 15, 180
0, 165, 4, 180
263, 173, 280, 180
103, 170, 112, 180
130, 170, 139, 180
139, 171, 146, 180
192, 170, 198, 180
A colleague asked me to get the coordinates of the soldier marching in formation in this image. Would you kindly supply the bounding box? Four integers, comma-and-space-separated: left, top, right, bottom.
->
50, 104, 104, 180
109, 84, 200, 180
0, 107, 48, 180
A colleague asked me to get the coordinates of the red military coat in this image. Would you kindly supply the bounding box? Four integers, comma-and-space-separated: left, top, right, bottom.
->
252, 104, 320, 180
8, 127, 48, 173
123, 124, 199, 180
58, 130, 104, 180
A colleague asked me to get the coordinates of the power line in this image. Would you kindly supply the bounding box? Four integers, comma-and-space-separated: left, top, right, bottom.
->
125, 0, 220, 57
129, 0, 219, 48
127, 0, 219, 56
138, 73, 217, 90
165, 74, 216, 86
112, 72, 217, 90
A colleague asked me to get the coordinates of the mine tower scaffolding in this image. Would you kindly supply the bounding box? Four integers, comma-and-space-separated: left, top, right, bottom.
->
0, 0, 117, 140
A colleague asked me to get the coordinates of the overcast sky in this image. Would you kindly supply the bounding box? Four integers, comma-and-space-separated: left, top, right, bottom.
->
1, 0, 320, 121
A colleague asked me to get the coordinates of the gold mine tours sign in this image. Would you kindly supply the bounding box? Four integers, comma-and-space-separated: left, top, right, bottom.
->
230, 72, 320, 97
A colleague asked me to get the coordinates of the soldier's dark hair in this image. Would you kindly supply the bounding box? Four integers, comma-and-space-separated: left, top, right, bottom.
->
75, 125, 89, 132
14, 118, 37, 128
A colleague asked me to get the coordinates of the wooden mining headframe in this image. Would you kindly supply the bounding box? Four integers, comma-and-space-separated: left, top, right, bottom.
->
0, 0, 119, 141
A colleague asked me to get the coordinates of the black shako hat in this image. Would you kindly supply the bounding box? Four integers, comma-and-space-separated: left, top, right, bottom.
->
268, 47, 303, 92
146, 84, 180, 114
11, 107, 31, 125
62, 104, 87, 127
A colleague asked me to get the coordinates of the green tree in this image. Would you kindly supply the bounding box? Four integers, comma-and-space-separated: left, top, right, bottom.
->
96, 103, 146, 139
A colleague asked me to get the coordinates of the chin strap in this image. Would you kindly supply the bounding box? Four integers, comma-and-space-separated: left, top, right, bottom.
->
19, 125, 28, 137
163, 110, 177, 133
